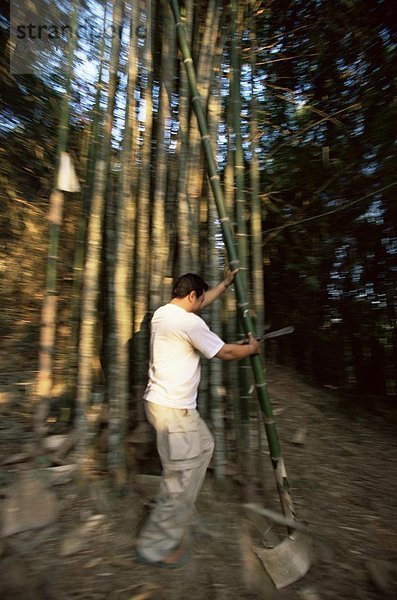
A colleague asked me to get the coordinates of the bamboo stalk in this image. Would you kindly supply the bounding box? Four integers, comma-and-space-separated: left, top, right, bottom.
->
106, 1, 139, 484
249, 5, 269, 492
75, 0, 123, 464
176, 0, 193, 273
131, 0, 155, 422
231, 0, 253, 495
208, 56, 226, 480
169, 0, 295, 521
185, 0, 220, 271
66, 3, 108, 401
35, 2, 79, 438
150, 0, 175, 312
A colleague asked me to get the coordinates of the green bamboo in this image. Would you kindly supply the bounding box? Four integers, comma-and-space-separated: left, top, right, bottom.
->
169, 0, 295, 521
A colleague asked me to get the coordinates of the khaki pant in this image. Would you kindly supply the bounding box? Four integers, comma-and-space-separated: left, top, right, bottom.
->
136, 401, 214, 562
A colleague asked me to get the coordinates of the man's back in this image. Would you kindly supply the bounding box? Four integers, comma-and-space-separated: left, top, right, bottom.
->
144, 303, 223, 409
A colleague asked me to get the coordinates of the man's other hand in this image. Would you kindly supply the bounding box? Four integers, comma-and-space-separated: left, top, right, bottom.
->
223, 267, 239, 288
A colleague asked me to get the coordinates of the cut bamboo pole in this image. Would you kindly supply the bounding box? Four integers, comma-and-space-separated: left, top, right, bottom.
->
169, 0, 295, 521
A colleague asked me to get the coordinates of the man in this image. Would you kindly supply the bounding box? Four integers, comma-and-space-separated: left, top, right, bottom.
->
134, 271, 260, 568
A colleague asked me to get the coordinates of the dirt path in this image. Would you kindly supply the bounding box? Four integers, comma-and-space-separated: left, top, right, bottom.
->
1, 365, 396, 599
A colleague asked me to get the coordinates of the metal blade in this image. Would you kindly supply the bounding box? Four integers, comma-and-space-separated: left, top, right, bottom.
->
261, 326, 295, 340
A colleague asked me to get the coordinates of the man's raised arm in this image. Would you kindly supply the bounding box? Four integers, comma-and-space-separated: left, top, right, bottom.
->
201, 268, 239, 309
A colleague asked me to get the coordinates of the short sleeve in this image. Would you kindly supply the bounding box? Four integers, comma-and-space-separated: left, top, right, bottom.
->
187, 317, 224, 359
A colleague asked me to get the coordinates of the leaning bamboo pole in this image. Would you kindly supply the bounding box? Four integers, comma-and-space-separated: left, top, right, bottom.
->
169, 0, 295, 521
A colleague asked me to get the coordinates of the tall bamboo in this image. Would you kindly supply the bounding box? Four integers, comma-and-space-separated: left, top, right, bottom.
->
197, 2, 224, 419
176, 0, 193, 273
107, 0, 139, 482
230, 0, 253, 493
75, 0, 123, 463
127, 0, 140, 326
150, 0, 175, 312
249, 10, 267, 487
249, 7, 264, 338
169, 0, 295, 521
185, 0, 220, 271
208, 52, 226, 480
132, 0, 155, 418
66, 4, 108, 401
223, 101, 239, 460
35, 3, 79, 438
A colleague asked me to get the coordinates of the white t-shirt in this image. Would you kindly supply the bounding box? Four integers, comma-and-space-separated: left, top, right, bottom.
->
144, 303, 224, 409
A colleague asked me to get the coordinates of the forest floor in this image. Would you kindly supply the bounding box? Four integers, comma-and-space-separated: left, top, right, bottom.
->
1, 363, 397, 600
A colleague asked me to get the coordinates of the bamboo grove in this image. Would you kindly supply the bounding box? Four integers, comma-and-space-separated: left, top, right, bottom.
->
36, 0, 281, 488
3, 0, 394, 487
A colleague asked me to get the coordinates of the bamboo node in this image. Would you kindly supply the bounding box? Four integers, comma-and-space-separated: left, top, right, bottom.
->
184, 57, 193, 64
210, 175, 220, 181
219, 216, 230, 223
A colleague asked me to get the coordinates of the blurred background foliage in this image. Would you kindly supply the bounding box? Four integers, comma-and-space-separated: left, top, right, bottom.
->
0, 0, 396, 401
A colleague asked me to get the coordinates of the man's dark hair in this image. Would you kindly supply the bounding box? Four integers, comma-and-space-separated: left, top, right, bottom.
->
171, 273, 209, 299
